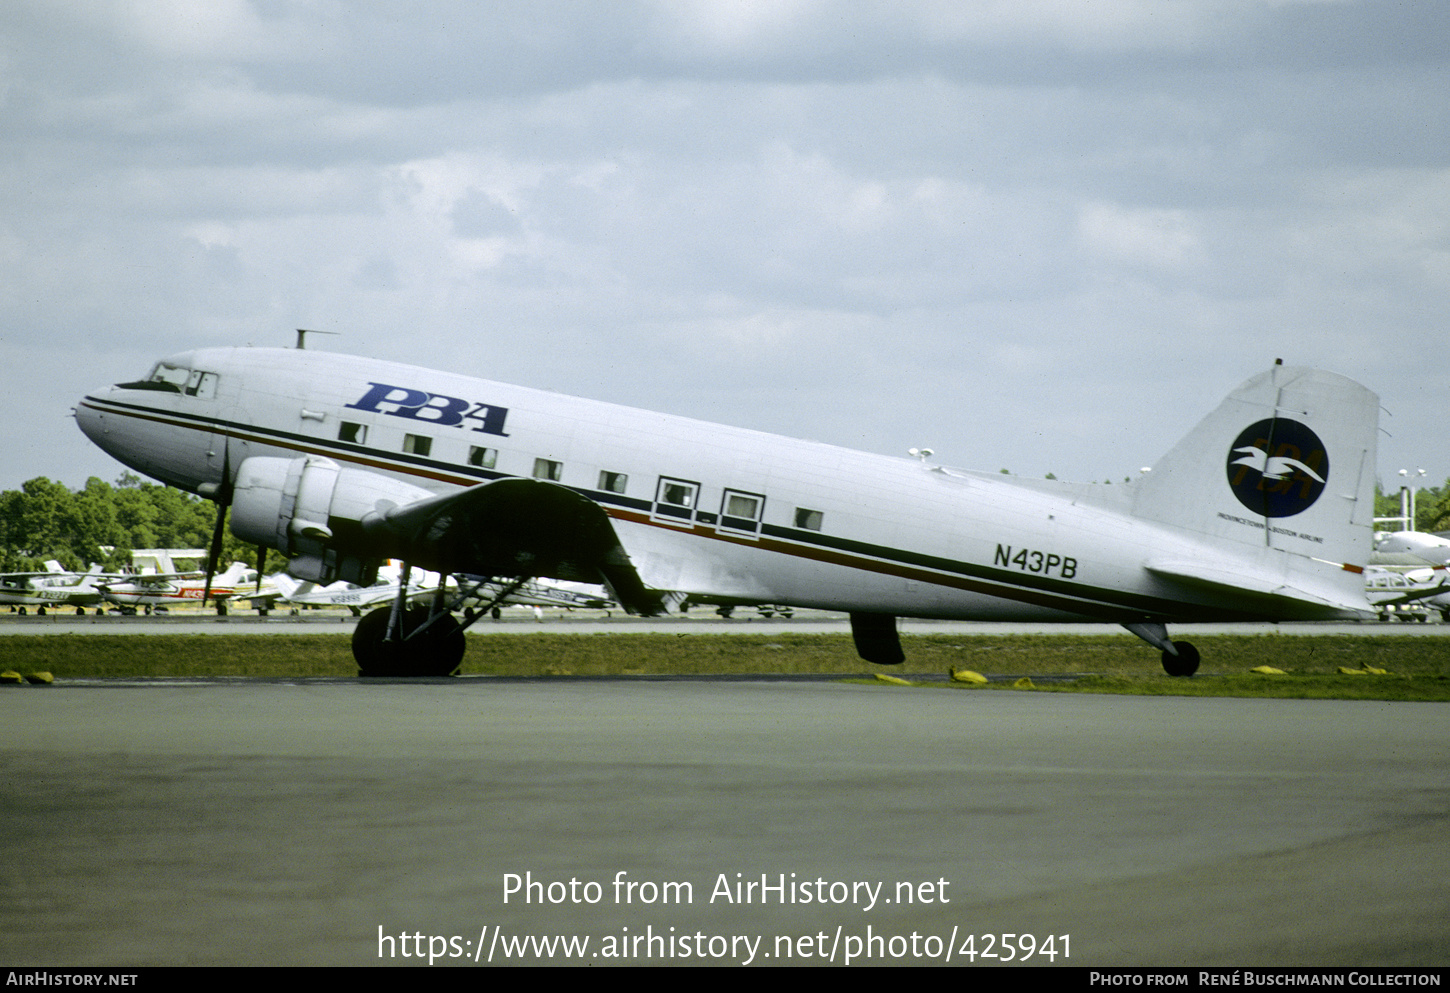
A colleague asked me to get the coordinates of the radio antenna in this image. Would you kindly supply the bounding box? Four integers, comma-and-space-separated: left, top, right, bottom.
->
295, 328, 341, 350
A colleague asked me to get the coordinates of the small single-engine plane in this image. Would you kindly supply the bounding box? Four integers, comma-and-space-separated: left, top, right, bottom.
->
97, 560, 264, 615
1363, 565, 1450, 622
0, 563, 110, 614
271, 563, 612, 617
75, 347, 1380, 676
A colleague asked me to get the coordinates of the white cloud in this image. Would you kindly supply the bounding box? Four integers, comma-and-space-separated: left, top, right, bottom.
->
1077, 202, 1202, 269
0, 0, 1445, 491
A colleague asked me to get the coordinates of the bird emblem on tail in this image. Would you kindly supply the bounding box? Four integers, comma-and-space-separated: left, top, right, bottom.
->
1229, 445, 1326, 483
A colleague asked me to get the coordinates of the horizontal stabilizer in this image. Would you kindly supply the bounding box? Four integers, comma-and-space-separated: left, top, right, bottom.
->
1144, 559, 1370, 616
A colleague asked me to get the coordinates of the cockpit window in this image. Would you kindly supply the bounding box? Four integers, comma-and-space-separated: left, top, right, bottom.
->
117, 362, 216, 398
184, 370, 217, 398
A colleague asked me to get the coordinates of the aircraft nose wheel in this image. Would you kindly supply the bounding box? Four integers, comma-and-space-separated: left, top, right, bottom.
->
353, 605, 465, 677
1161, 640, 1200, 677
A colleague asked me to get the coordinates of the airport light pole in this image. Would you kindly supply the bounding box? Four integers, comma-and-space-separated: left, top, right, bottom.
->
1398, 468, 1427, 531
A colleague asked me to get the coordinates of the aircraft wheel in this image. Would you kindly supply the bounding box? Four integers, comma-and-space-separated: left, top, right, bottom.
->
353, 606, 465, 678
1161, 640, 1200, 677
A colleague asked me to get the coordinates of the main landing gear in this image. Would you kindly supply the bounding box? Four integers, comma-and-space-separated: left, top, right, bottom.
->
351, 567, 528, 677
1124, 622, 1200, 677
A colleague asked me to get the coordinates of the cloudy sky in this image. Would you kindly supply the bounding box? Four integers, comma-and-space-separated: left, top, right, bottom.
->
2, 0, 1446, 496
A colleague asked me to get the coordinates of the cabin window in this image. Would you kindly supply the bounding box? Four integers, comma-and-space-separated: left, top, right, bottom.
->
599, 471, 628, 494
725, 493, 760, 519
659, 481, 694, 507
654, 477, 699, 522
469, 446, 497, 469
533, 458, 562, 481
339, 422, 367, 444
794, 508, 824, 531
720, 490, 765, 536
403, 434, 432, 457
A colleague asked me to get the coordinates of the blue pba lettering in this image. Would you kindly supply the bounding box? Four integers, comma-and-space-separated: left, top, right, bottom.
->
346, 382, 509, 436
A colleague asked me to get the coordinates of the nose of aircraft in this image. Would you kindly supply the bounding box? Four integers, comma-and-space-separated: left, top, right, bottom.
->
74, 384, 158, 482
74, 391, 108, 448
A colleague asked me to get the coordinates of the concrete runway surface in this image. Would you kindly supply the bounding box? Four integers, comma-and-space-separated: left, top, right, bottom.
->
3, 676, 1448, 967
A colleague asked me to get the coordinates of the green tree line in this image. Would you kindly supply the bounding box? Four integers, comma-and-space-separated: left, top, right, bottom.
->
1374, 479, 1450, 533
0, 473, 256, 574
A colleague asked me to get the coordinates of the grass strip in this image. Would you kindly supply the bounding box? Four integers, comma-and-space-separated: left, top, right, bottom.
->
1, 632, 1446, 700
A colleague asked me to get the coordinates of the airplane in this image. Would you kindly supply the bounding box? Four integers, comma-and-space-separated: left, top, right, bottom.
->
1362, 565, 1450, 623
462, 577, 615, 614
1374, 530, 1450, 567
0, 563, 111, 614
270, 566, 422, 616
271, 564, 612, 617
97, 560, 266, 615
75, 347, 1380, 677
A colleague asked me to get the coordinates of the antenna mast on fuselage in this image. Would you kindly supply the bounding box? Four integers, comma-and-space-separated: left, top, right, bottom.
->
295, 328, 341, 350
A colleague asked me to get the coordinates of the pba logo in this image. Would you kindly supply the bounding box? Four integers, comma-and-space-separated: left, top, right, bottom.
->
1225, 419, 1328, 518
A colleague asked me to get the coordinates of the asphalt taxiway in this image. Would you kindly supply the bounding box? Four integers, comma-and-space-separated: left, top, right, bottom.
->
3, 674, 1447, 966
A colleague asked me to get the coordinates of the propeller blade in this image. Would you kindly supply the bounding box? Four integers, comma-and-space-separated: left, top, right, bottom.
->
202, 501, 227, 607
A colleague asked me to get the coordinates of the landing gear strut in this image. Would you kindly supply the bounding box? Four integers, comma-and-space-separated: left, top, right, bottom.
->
1123, 622, 1200, 677
352, 567, 527, 677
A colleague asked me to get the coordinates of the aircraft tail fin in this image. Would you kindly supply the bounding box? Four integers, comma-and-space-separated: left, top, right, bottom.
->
1132, 365, 1378, 613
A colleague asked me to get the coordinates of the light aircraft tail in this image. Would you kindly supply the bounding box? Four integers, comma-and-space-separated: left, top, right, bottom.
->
1131, 364, 1378, 616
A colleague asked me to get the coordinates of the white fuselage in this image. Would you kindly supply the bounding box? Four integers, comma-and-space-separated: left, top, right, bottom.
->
75, 347, 1366, 625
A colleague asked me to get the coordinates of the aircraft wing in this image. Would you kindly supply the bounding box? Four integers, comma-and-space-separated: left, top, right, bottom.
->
99, 572, 203, 589
1364, 574, 1450, 607
1369, 587, 1450, 607
356, 477, 664, 614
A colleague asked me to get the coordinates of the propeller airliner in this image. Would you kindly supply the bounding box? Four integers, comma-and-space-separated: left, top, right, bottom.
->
75, 346, 1380, 676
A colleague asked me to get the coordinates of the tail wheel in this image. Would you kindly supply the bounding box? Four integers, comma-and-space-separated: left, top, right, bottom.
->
353, 606, 465, 677
1161, 640, 1200, 677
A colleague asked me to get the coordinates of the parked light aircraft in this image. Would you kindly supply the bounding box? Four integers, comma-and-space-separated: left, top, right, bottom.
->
1363, 565, 1450, 622
75, 347, 1380, 676
0, 563, 110, 614
271, 564, 612, 616
97, 560, 265, 614
270, 567, 419, 616
1374, 530, 1450, 567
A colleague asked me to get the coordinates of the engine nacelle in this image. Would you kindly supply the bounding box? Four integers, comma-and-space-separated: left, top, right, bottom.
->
230, 455, 434, 585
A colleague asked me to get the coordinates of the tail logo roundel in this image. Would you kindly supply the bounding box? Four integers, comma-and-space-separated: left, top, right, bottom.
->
1225, 419, 1329, 518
